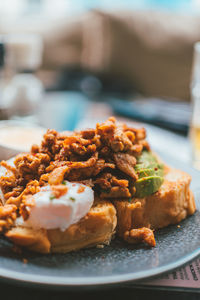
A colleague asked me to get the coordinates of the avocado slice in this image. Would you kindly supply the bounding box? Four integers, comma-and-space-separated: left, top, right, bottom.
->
136, 167, 164, 179
134, 176, 164, 198
155, 165, 164, 177
136, 150, 158, 165
136, 168, 155, 178
133, 151, 164, 198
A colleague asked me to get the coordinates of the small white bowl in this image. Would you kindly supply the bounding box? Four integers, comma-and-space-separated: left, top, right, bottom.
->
0, 120, 46, 161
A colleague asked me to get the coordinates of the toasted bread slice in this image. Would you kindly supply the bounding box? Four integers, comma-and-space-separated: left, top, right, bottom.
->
4, 168, 196, 252
6, 200, 117, 254
114, 167, 196, 241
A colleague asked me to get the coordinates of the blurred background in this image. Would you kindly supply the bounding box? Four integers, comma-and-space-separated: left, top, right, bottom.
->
0, 0, 200, 166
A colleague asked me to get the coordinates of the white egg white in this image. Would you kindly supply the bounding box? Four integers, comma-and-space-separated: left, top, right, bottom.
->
16, 181, 94, 231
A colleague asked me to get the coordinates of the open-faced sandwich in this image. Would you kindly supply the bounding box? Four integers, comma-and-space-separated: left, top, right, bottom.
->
0, 117, 196, 253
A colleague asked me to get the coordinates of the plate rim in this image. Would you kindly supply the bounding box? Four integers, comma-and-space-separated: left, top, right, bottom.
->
0, 153, 200, 287
0, 243, 200, 287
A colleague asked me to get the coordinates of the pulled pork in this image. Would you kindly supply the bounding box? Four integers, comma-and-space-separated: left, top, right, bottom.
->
123, 228, 156, 247
113, 153, 137, 178
0, 204, 17, 231
0, 117, 149, 230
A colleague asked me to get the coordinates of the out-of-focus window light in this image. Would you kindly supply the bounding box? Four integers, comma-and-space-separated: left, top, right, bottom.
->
0, 0, 27, 20
42, 0, 72, 19
0, 0, 76, 32
0, 0, 71, 20
193, 0, 200, 8
0, 0, 200, 27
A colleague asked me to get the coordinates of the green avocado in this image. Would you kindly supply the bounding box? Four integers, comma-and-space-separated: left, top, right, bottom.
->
134, 176, 164, 198
136, 167, 164, 179
135, 151, 159, 169
136, 168, 155, 178
133, 151, 164, 198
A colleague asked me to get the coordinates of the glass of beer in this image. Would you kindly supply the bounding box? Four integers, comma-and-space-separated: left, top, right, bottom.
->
190, 42, 200, 169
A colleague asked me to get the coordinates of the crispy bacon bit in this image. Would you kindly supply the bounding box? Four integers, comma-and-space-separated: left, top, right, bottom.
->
1, 160, 18, 177
111, 177, 129, 187
0, 204, 17, 231
94, 173, 129, 189
100, 186, 131, 198
1, 178, 20, 199
6, 180, 40, 207
94, 172, 131, 198
80, 128, 95, 139
48, 166, 69, 185
0, 204, 16, 218
51, 185, 68, 198
40, 129, 58, 155
123, 228, 156, 247
111, 124, 133, 152
39, 173, 50, 186
125, 130, 135, 143
31, 144, 40, 154
20, 195, 35, 221
77, 185, 85, 194
96, 118, 115, 135
63, 136, 79, 146
91, 159, 115, 177
14, 153, 50, 182
69, 152, 98, 169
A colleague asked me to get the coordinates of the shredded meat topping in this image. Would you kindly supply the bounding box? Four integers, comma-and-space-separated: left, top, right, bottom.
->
48, 166, 69, 185
77, 185, 85, 193
113, 153, 137, 179
0, 204, 17, 231
51, 185, 69, 198
0, 117, 150, 233
20, 194, 36, 221
123, 228, 156, 247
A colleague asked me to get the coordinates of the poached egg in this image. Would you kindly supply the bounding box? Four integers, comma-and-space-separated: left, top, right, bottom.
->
16, 181, 94, 231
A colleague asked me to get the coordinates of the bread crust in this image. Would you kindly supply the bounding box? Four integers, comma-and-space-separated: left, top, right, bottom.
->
6, 200, 117, 253
5, 167, 196, 253
114, 167, 196, 239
